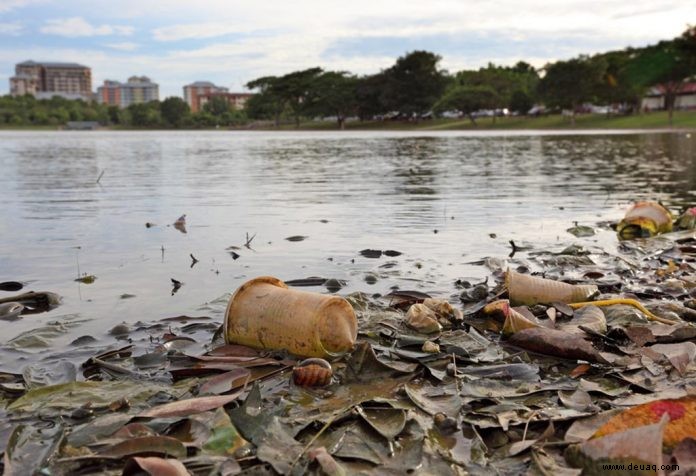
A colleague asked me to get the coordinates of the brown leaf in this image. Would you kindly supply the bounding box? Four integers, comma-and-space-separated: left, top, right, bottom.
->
99, 436, 186, 458
507, 327, 607, 363
123, 456, 190, 476
138, 392, 242, 418
199, 368, 251, 395
566, 414, 667, 470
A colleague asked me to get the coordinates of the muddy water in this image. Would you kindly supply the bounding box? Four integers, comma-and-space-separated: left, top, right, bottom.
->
0, 130, 694, 368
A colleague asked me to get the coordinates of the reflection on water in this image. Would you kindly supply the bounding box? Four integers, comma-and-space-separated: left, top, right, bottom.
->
0, 130, 694, 360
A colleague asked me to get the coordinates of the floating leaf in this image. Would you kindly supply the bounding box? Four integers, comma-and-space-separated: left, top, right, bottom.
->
99, 436, 186, 458
357, 405, 407, 440
199, 368, 251, 395
3, 424, 63, 476
138, 392, 242, 418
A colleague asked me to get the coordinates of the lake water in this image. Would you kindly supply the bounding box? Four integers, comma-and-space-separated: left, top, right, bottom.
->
0, 130, 695, 368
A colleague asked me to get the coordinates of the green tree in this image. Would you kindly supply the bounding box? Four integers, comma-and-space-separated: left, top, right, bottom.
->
381, 51, 447, 119
309, 71, 359, 129
161, 97, 190, 127
277, 67, 324, 127
509, 90, 534, 115
538, 56, 606, 125
202, 95, 231, 117
355, 73, 389, 120
245, 76, 286, 126
433, 85, 500, 124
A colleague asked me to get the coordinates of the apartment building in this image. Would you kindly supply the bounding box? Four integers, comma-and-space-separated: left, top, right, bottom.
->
10, 60, 92, 99
183, 81, 229, 112
96, 76, 159, 108
197, 92, 254, 111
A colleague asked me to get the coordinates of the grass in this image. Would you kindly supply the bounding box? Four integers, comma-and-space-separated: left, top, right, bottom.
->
276, 110, 696, 131
2, 110, 695, 132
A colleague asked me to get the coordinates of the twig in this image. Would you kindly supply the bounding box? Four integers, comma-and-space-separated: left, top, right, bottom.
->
451, 352, 459, 393
289, 412, 340, 470
522, 409, 540, 442
96, 169, 105, 184
244, 232, 256, 249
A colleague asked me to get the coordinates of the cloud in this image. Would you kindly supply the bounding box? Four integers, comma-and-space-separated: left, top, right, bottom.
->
104, 42, 139, 51
0, 0, 41, 13
40, 17, 134, 37
0, 22, 23, 35
152, 22, 254, 41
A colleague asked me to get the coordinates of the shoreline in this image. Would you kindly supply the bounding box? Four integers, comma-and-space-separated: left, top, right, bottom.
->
1, 111, 696, 133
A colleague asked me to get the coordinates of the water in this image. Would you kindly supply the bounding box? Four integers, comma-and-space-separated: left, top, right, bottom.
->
0, 130, 694, 366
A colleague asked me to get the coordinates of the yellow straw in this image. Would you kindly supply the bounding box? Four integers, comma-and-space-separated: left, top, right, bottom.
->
568, 298, 677, 325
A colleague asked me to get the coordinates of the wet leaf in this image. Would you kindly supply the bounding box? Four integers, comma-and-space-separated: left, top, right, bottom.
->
307, 446, 346, 476
3, 424, 63, 476
123, 456, 190, 476
8, 380, 169, 415
357, 405, 407, 440
566, 225, 595, 237
75, 274, 97, 284
566, 414, 667, 472
199, 368, 251, 395
138, 392, 242, 418
197, 408, 247, 456
67, 414, 134, 447
593, 396, 696, 449
285, 235, 308, 242
0, 281, 24, 292
99, 435, 186, 458
649, 342, 696, 376
558, 305, 607, 336
507, 327, 607, 363
405, 381, 462, 416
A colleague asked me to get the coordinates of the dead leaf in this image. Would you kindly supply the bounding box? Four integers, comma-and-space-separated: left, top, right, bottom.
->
138, 392, 242, 418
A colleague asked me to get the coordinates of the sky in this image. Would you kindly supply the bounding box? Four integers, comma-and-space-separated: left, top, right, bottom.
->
0, 0, 694, 98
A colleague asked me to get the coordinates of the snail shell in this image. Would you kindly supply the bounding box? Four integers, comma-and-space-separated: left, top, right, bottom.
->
293, 358, 333, 387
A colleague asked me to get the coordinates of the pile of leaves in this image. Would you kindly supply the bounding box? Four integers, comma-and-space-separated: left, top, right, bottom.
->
1, 229, 696, 475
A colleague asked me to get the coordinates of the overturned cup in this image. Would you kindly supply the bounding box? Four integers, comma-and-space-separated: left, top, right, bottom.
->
224, 276, 358, 358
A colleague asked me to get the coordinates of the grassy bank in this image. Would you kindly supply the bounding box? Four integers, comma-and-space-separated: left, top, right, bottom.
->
277, 110, 696, 131
1, 110, 695, 132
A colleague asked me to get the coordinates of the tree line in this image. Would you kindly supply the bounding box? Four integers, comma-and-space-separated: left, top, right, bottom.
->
1, 26, 694, 128
0, 94, 246, 128
244, 25, 695, 127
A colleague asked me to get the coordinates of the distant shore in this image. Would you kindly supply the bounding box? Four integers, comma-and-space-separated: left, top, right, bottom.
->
1, 111, 695, 132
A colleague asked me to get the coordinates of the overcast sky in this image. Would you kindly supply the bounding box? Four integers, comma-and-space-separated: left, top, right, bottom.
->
0, 0, 694, 98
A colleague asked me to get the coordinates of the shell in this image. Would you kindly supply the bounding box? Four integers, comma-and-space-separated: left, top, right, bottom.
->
406, 303, 442, 334
421, 341, 440, 353
293, 358, 333, 387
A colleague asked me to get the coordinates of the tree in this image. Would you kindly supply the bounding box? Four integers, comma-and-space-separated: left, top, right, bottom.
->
433, 85, 500, 124
510, 90, 534, 115
381, 51, 447, 119
309, 71, 359, 129
454, 63, 539, 121
161, 97, 190, 127
202, 95, 231, 117
355, 73, 389, 120
277, 67, 323, 127
538, 56, 606, 125
245, 76, 286, 126
623, 26, 696, 124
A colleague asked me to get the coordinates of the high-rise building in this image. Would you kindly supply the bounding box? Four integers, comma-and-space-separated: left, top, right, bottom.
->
198, 92, 255, 111
10, 60, 92, 99
183, 81, 229, 112
96, 76, 159, 108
